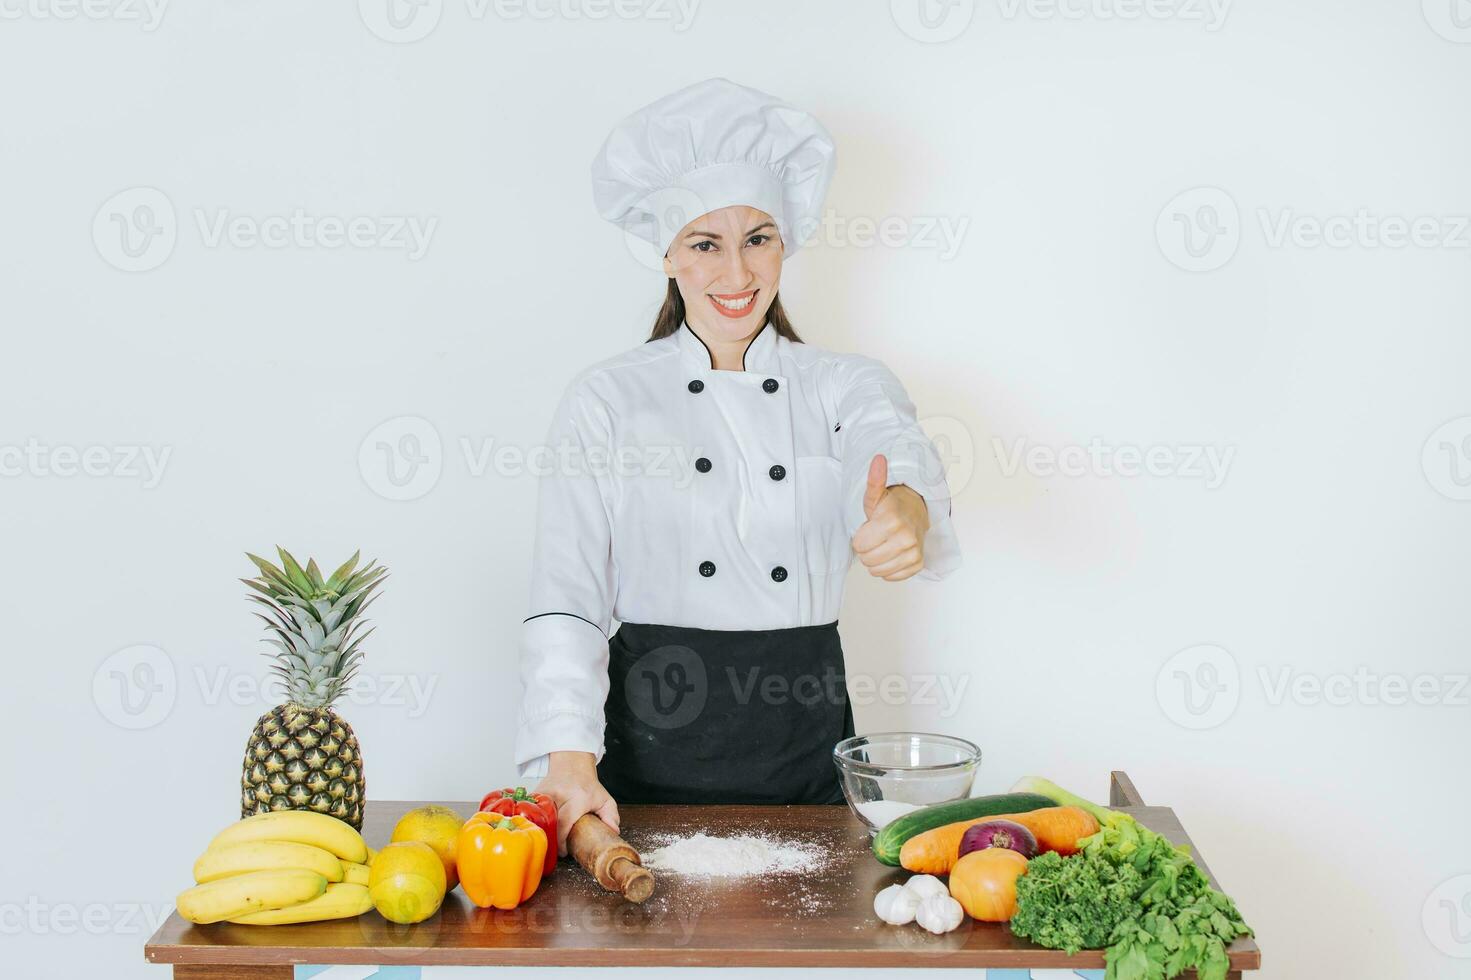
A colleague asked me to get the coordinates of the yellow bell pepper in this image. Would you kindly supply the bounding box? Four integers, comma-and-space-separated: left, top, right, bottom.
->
457, 812, 547, 909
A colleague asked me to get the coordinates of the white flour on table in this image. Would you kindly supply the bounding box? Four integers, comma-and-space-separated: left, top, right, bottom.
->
640, 832, 822, 878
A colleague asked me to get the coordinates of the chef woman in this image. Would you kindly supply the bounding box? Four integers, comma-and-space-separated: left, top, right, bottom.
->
515, 78, 962, 852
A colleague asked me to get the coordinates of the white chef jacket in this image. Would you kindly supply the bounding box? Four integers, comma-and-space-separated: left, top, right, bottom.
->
514, 321, 962, 779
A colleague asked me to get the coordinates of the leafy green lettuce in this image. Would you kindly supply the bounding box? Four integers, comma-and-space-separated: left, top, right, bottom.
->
1011, 819, 1253, 980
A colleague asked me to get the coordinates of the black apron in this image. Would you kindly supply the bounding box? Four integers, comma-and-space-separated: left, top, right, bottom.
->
597, 620, 854, 805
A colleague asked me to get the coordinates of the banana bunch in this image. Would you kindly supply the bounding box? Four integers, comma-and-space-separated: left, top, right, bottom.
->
177, 811, 377, 925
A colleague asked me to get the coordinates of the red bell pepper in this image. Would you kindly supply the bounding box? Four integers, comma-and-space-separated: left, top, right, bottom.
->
480, 786, 558, 874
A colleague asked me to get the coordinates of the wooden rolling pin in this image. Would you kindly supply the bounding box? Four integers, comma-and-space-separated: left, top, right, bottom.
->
566, 813, 655, 903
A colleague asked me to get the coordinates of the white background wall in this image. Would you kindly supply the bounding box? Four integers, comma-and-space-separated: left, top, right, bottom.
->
3, 1, 1469, 978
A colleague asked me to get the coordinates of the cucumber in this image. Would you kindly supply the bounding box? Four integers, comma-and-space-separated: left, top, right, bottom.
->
871, 792, 1057, 866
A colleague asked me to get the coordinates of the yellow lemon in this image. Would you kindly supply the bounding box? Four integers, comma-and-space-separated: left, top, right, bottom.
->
369, 841, 447, 925
389, 805, 462, 891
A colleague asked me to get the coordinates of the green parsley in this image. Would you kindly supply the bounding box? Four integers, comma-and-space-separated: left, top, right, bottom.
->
1011, 819, 1253, 980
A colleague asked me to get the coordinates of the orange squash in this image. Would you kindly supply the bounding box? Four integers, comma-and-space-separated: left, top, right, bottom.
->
899, 806, 1100, 875
947, 847, 1028, 922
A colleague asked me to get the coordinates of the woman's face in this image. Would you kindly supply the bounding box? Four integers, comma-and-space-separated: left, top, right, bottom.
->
662, 205, 783, 343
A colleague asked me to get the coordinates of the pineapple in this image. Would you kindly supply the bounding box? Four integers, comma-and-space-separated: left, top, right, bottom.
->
239, 547, 387, 830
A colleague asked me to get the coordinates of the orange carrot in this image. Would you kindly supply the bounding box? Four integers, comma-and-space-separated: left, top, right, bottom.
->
899, 806, 1100, 875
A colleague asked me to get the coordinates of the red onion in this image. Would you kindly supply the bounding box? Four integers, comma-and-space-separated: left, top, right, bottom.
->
958, 819, 1038, 859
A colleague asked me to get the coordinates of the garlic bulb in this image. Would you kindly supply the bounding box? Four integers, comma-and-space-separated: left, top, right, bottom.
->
873, 883, 922, 925
903, 874, 949, 901
915, 893, 965, 935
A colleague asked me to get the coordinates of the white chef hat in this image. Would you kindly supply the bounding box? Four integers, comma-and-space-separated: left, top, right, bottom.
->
590, 77, 836, 263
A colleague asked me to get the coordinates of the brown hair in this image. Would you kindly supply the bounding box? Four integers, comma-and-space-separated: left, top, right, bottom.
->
647, 279, 804, 343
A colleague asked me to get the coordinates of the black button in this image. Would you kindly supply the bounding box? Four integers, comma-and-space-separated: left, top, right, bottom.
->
695, 457, 712, 473
762, 378, 779, 393
698, 560, 716, 577
769, 464, 786, 481
770, 566, 788, 582
688, 379, 704, 394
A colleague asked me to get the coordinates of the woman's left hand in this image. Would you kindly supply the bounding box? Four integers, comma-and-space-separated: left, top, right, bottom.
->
852, 454, 930, 581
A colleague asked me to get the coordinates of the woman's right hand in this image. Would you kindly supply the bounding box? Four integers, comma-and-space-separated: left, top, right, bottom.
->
534, 751, 620, 857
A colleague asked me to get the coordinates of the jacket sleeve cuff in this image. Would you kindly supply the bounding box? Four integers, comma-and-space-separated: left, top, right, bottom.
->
917, 508, 963, 580
516, 611, 610, 782
513, 709, 606, 779
894, 472, 962, 581
517, 753, 550, 782
843, 440, 952, 532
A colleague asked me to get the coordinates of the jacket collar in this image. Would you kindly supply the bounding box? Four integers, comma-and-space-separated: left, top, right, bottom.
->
676, 319, 779, 375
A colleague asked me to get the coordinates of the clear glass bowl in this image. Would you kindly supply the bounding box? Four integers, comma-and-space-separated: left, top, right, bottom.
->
833, 732, 982, 836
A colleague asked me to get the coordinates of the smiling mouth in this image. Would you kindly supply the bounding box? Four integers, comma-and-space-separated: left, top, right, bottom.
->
708, 288, 758, 316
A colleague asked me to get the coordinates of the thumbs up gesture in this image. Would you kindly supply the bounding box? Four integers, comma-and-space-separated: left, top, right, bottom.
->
852, 454, 930, 581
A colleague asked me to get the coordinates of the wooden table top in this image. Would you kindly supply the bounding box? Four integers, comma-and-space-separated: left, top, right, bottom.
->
145, 794, 1262, 971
